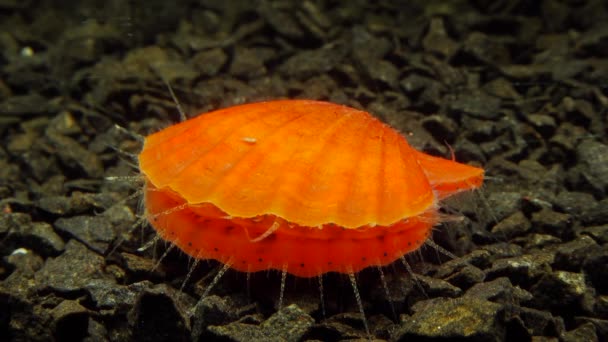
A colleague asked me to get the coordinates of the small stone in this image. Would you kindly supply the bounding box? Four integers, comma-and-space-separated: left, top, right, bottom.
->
392, 297, 505, 341
553, 191, 597, 216
422, 18, 458, 57
519, 307, 564, 337
460, 31, 511, 66
582, 199, 608, 226
279, 41, 347, 79
487, 252, 554, 287
46, 132, 104, 178
207, 304, 314, 342
447, 90, 502, 120
554, 235, 599, 270
229, 47, 267, 79
527, 114, 556, 138
578, 225, 608, 244
422, 115, 458, 144
85, 280, 151, 312
1, 213, 65, 256
531, 208, 572, 239
574, 140, 608, 197
34, 240, 107, 293
54, 215, 116, 254
412, 275, 462, 298
582, 246, 608, 293
258, 2, 304, 39
0, 93, 53, 117
491, 211, 531, 239
51, 300, 90, 342
484, 192, 523, 223
46, 111, 82, 135
530, 271, 592, 312
191, 48, 227, 77
465, 277, 533, 305
562, 322, 598, 342
129, 284, 191, 342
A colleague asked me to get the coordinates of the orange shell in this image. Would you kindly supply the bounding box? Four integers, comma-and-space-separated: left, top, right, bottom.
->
140, 100, 440, 228
138, 100, 484, 277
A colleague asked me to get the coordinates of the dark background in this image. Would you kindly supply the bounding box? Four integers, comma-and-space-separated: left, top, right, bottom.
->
1, 1, 607, 341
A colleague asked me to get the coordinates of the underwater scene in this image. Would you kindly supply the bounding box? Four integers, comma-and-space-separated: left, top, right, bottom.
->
1, 1, 607, 341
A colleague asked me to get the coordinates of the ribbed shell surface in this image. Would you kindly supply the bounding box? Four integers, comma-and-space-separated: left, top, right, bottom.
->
138, 100, 436, 228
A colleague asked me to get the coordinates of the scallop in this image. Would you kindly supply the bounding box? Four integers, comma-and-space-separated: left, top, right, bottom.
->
138, 100, 484, 277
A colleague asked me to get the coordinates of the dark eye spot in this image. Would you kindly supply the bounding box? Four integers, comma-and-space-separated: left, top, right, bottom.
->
214, 247, 219, 252
300, 263, 305, 268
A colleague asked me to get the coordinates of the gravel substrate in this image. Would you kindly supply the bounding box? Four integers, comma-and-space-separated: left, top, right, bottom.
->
1, 1, 607, 341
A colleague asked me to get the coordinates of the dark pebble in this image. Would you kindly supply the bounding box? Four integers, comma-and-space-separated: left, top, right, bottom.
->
54, 215, 116, 254
554, 235, 599, 271
34, 240, 108, 293
229, 47, 267, 80
391, 297, 505, 341
519, 307, 565, 337
578, 225, 608, 244
526, 114, 557, 138
447, 90, 502, 120
36, 191, 116, 216
0, 93, 55, 118
530, 208, 573, 240
582, 199, 608, 226
411, 274, 462, 298
422, 17, 458, 58
582, 246, 608, 293
562, 322, 598, 342
191, 48, 227, 77
129, 284, 192, 342
1, 248, 44, 298
422, 114, 458, 144
484, 191, 523, 223
1, 213, 65, 256
530, 270, 593, 313
279, 41, 347, 79
464, 277, 532, 305
46, 132, 104, 178
207, 304, 314, 342
491, 211, 531, 239
573, 140, 608, 198
85, 279, 152, 312
553, 191, 597, 216
258, 2, 305, 40
51, 300, 90, 342
486, 252, 554, 287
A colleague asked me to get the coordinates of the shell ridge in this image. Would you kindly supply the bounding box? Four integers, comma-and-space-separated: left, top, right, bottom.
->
166, 108, 275, 181
286, 111, 370, 228
143, 105, 254, 158
334, 117, 378, 225
374, 127, 387, 227
396, 138, 435, 215
262, 112, 355, 217
141, 107, 263, 186
191, 109, 316, 202
267, 110, 361, 225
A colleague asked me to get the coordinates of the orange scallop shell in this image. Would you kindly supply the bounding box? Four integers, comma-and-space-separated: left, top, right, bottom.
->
138, 100, 484, 277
